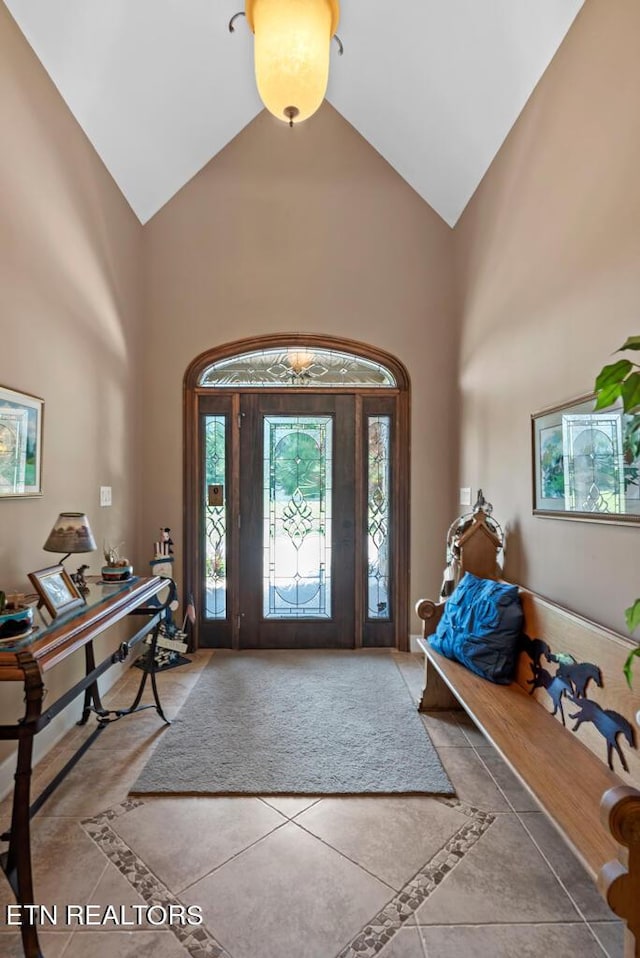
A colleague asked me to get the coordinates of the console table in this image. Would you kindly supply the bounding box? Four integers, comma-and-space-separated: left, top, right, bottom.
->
0, 574, 176, 958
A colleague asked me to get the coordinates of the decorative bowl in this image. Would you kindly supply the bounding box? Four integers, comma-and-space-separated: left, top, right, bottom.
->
101, 565, 133, 583
0, 605, 34, 640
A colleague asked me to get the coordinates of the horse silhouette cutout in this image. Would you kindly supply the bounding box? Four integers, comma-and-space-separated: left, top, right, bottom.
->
527, 667, 574, 726
569, 698, 637, 772
554, 660, 602, 698
519, 635, 552, 674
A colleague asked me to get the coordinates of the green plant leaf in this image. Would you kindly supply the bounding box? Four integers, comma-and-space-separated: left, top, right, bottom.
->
623, 646, 640, 689
621, 371, 640, 413
595, 359, 633, 391
618, 335, 640, 351
625, 597, 640, 633
593, 383, 622, 409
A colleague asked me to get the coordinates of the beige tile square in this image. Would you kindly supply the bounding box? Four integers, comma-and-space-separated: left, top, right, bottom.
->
519, 811, 620, 920
74, 710, 177, 751
63, 930, 190, 957
415, 814, 580, 925
419, 923, 606, 957
113, 795, 286, 893
378, 924, 426, 958
589, 921, 625, 958
35, 747, 150, 818
73, 862, 155, 931
436, 747, 510, 811
0, 819, 109, 924
420, 710, 469, 746
475, 745, 540, 812
296, 795, 468, 889
182, 820, 392, 958
0, 933, 71, 956
391, 652, 425, 703
456, 711, 488, 747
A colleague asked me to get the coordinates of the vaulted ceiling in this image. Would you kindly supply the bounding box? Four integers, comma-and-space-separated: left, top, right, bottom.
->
4, 0, 584, 226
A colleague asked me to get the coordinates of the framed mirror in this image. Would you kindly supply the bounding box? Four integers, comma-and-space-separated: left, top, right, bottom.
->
532, 393, 640, 523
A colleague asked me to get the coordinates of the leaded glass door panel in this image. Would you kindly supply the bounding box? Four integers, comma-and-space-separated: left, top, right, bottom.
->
239, 394, 355, 648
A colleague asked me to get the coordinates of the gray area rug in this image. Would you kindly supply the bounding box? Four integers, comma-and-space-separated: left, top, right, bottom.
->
131, 651, 454, 796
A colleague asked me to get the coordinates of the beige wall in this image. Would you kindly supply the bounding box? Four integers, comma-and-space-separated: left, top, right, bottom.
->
454, 0, 640, 633
0, 5, 144, 781
142, 104, 458, 623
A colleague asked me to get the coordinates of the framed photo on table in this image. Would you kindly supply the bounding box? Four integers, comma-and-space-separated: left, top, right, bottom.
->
28, 564, 85, 618
0, 384, 44, 498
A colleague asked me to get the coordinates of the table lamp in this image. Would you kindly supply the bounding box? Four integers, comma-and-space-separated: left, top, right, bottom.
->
43, 512, 97, 593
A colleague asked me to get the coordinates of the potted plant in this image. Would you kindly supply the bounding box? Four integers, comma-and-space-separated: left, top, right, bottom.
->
593, 335, 640, 685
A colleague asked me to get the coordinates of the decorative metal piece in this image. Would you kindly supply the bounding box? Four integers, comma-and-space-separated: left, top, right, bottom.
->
284, 106, 300, 127
333, 34, 344, 55
520, 635, 635, 771
569, 700, 636, 772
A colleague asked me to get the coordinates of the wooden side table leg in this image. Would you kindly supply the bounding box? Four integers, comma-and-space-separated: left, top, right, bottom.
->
3, 729, 43, 958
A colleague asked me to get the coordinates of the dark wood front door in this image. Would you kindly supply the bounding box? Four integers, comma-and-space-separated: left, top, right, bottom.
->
237, 393, 355, 648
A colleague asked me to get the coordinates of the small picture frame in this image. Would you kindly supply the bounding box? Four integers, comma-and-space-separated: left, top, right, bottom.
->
28, 564, 85, 618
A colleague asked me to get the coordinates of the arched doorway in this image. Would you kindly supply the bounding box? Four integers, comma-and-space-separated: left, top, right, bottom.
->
184, 334, 410, 650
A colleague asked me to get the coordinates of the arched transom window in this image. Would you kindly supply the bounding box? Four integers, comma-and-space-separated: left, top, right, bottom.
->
199, 347, 397, 388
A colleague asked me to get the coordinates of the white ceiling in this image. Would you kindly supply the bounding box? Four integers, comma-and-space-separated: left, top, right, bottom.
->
4, 0, 584, 226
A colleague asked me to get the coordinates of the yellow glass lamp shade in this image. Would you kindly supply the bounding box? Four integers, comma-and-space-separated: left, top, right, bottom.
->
246, 0, 340, 125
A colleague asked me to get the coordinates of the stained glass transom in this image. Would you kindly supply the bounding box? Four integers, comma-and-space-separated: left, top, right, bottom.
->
263, 416, 332, 619
200, 348, 396, 388
204, 416, 227, 619
368, 416, 391, 620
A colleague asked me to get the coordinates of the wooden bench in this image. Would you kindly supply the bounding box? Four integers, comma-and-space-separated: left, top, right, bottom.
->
416, 585, 640, 957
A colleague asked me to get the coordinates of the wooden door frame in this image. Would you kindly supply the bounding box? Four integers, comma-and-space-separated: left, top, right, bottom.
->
183, 333, 411, 651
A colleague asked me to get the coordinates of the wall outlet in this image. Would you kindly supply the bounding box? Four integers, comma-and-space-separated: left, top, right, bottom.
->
459, 487, 472, 506
100, 486, 112, 507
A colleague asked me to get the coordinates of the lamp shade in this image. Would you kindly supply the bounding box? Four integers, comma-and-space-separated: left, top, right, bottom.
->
43, 512, 97, 554
247, 0, 339, 125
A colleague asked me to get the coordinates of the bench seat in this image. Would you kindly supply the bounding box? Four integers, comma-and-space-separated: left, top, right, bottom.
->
418, 636, 623, 878
416, 581, 640, 957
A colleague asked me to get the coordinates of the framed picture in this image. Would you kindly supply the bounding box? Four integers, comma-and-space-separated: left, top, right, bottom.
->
0, 385, 44, 498
28, 564, 85, 618
532, 393, 640, 524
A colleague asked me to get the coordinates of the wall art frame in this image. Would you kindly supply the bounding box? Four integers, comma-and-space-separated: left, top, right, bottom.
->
28, 564, 85, 618
0, 384, 44, 498
532, 392, 640, 524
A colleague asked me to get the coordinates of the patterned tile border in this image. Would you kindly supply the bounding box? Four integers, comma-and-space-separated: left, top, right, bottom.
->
82, 804, 231, 958
83, 794, 493, 958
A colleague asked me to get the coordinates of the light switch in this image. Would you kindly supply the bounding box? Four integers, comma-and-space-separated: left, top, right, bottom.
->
100, 486, 112, 507
459, 487, 472, 506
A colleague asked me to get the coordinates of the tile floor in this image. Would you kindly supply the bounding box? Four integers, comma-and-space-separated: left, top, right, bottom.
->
0, 651, 625, 958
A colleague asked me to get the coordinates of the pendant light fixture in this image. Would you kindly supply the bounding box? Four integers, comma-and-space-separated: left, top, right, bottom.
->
230, 0, 342, 127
